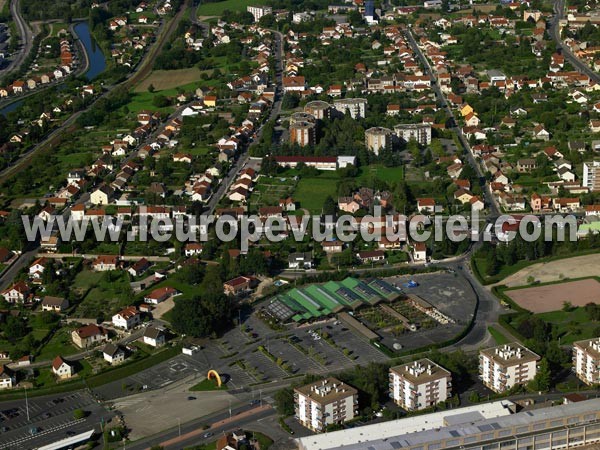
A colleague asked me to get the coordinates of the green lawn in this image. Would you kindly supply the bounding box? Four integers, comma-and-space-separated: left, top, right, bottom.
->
294, 177, 339, 214
487, 326, 510, 345
357, 165, 404, 184
190, 377, 228, 391
36, 327, 79, 361
536, 307, 600, 344
197, 0, 262, 15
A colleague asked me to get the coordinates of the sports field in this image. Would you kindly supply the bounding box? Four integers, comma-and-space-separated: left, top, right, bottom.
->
506, 278, 600, 313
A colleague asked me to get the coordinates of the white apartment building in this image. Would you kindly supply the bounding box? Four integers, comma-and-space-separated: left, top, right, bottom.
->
583, 161, 600, 191
365, 127, 393, 155
573, 337, 600, 385
394, 123, 432, 145
389, 359, 452, 411
333, 98, 368, 119
247, 5, 272, 22
479, 343, 540, 393
294, 378, 358, 432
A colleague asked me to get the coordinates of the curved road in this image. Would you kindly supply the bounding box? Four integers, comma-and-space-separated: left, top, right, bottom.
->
550, 0, 600, 83
1, 0, 33, 76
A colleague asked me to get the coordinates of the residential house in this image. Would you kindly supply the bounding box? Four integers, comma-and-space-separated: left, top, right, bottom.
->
412, 242, 427, 262
143, 326, 166, 347
356, 250, 385, 264
52, 356, 75, 379
1, 281, 31, 304
144, 286, 180, 304
91, 255, 119, 271
112, 306, 141, 330
127, 258, 151, 277
103, 343, 126, 365
0, 366, 16, 389
71, 324, 109, 349
223, 276, 258, 296
41, 296, 69, 312
288, 252, 314, 269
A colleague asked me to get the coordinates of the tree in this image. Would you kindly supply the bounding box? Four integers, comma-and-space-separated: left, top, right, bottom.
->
529, 358, 551, 392
323, 195, 336, 216
274, 388, 294, 416
73, 409, 86, 420
3, 316, 28, 342
148, 84, 155, 93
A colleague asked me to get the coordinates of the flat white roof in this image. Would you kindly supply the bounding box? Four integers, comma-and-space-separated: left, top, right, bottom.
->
36, 429, 95, 450
296, 400, 514, 450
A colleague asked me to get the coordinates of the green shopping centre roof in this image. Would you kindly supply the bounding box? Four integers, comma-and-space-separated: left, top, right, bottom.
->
263, 277, 402, 323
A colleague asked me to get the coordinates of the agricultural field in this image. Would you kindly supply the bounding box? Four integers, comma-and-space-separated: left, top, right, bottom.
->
197, 0, 262, 16
134, 68, 205, 93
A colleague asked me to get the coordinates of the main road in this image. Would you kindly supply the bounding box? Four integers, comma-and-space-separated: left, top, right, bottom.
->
549, 0, 600, 83
0, 0, 33, 76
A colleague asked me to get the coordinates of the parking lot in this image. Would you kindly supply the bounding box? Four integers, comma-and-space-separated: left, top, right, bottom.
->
382, 272, 477, 351
0, 391, 114, 449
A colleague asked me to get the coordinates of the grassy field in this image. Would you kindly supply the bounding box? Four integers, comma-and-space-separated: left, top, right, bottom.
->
487, 326, 510, 345
36, 326, 79, 361
358, 165, 404, 184
73, 270, 133, 319
294, 177, 339, 214
190, 377, 228, 391
197, 0, 262, 16
134, 68, 204, 92
507, 307, 600, 345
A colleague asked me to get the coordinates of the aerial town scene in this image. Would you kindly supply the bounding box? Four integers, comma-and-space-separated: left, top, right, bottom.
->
1, 0, 600, 448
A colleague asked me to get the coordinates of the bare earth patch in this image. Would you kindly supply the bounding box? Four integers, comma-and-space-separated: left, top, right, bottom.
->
498, 254, 600, 287
506, 279, 600, 313
152, 297, 175, 320
134, 68, 203, 92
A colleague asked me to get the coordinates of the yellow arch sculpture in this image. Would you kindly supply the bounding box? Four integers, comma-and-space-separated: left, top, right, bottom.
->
207, 369, 222, 387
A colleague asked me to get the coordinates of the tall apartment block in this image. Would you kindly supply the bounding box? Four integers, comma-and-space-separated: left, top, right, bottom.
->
294, 377, 358, 432
583, 161, 600, 191
573, 337, 600, 385
479, 343, 540, 393
389, 359, 452, 411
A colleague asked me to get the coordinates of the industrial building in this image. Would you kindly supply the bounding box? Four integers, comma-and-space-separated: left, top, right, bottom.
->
296, 398, 600, 450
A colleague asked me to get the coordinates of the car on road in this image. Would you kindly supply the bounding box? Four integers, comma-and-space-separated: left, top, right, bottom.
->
187, 396, 196, 401
249, 400, 260, 406
203, 432, 213, 438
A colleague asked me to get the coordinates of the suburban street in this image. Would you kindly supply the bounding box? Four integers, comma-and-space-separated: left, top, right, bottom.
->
404, 28, 501, 218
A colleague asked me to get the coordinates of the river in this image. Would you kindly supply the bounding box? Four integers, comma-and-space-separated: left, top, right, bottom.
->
0, 22, 106, 116
74, 21, 106, 81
